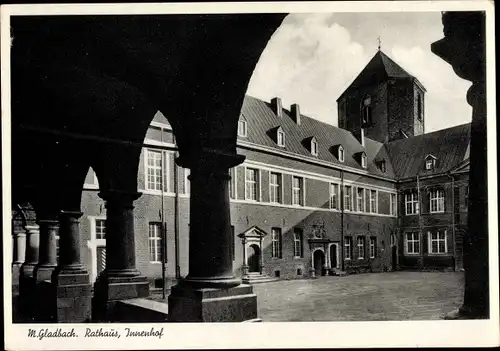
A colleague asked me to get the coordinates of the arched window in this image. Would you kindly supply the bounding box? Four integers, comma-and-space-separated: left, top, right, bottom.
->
338, 145, 345, 163
361, 152, 368, 168
361, 95, 372, 126
238, 116, 247, 137
417, 94, 423, 121
311, 137, 318, 156
277, 127, 285, 147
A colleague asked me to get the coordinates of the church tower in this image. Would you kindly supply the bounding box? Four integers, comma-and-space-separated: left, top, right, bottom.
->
337, 49, 426, 143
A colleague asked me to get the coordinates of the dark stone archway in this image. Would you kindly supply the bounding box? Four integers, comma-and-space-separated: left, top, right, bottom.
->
10, 14, 286, 322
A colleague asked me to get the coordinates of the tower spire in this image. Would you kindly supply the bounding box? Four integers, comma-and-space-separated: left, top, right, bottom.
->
377, 36, 381, 51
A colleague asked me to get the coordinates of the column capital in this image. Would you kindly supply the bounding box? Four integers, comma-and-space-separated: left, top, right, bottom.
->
98, 189, 142, 204
24, 224, 40, 233
38, 219, 59, 226
176, 148, 245, 173
466, 81, 486, 107
59, 210, 83, 221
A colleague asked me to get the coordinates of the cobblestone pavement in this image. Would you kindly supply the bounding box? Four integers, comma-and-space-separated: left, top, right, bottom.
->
253, 271, 465, 321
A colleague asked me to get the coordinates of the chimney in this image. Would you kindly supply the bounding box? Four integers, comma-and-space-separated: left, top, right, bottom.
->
271, 97, 283, 118
291, 104, 301, 125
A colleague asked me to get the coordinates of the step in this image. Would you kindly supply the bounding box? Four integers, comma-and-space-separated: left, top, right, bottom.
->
242, 275, 279, 284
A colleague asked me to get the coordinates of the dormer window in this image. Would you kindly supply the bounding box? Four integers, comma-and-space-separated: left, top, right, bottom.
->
379, 159, 386, 173
277, 127, 285, 147
311, 137, 318, 156
361, 95, 372, 126
238, 116, 247, 137
361, 152, 367, 168
338, 145, 345, 163
425, 154, 437, 170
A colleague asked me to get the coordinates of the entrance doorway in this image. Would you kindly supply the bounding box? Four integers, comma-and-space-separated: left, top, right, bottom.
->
313, 250, 325, 276
330, 244, 338, 269
247, 244, 261, 273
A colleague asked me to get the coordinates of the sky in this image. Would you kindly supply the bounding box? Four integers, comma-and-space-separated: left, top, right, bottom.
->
247, 12, 472, 133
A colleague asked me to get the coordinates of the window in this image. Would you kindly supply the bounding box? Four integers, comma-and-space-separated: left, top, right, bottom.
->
238, 118, 247, 137
329, 183, 339, 209
417, 94, 423, 121
405, 232, 420, 255
146, 149, 164, 191
271, 228, 282, 258
369, 190, 377, 213
269, 172, 282, 204
311, 138, 318, 156
292, 176, 304, 206
229, 168, 236, 199
357, 236, 365, 259
356, 187, 365, 212
428, 231, 447, 254
405, 192, 419, 215
425, 155, 436, 170
369, 237, 377, 258
361, 153, 367, 168
293, 228, 303, 258
184, 168, 191, 194
390, 193, 397, 216
344, 236, 352, 260
362, 95, 372, 126
465, 186, 469, 207
344, 185, 352, 211
430, 189, 445, 213
231, 226, 235, 261
338, 145, 345, 163
245, 168, 259, 201
379, 160, 386, 173
277, 127, 285, 147
95, 219, 106, 240
148, 222, 163, 263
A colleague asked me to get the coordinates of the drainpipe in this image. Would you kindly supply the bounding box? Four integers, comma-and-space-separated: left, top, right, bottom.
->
173, 135, 181, 280
447, 173, 456, 271
417, 175, 424, 269
160, 132, 167, 299
340, 170, 345, 271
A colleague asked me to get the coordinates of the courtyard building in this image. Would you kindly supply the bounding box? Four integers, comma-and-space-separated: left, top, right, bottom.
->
41, 49, 471, 288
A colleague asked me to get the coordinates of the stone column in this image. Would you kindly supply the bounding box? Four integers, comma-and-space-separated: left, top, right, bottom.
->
52, 210, 92, 323
169, 151, 260, 322
259, 236, 264, 275
34, 220, 59, 282
93, 190, 149, 321
20, 225, 40, 278
241, 237, 249, 278
432, 11, 488, 320
13, 231, 26, 265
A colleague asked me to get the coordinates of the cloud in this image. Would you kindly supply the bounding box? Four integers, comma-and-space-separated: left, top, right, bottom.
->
247, 13, 472, 132
247, 14, 370, 126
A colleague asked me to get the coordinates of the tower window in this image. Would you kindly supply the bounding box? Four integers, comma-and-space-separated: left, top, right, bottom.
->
417, 94, 423, 121
361, 95, 372, 126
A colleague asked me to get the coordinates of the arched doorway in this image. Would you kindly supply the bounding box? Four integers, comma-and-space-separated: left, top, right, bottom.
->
247, 244, 261, 273
330, 244, 338, 270
313, 250, 325, 276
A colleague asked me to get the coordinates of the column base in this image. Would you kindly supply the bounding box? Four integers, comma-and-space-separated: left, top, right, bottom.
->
180, 275, 242, 290
167, 283, 258, 322
52, 268, 92, 323
34, 264, 57, 282
92, 274, 150, 322
12, 263, 22, 295
19, 263, 38, 321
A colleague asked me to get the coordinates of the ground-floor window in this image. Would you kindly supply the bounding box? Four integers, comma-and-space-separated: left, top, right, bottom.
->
428, 230, 447, 254
293, 228, 303, 258
271, 227, 282, 259
148, 222, 163, 263
369, 237, 377, 258
357, 236, 365, 259
405, 232, 420, 255
344, 236, 352, 260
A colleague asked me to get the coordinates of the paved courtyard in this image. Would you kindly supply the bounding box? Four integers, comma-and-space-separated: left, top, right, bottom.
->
253, 271, 465, 321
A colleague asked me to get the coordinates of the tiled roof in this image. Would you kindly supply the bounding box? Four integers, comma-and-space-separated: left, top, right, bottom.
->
239, 95, 394, 178
385, 123, 471, 180
338, 50, 423, 100
239, 95, 470, 182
